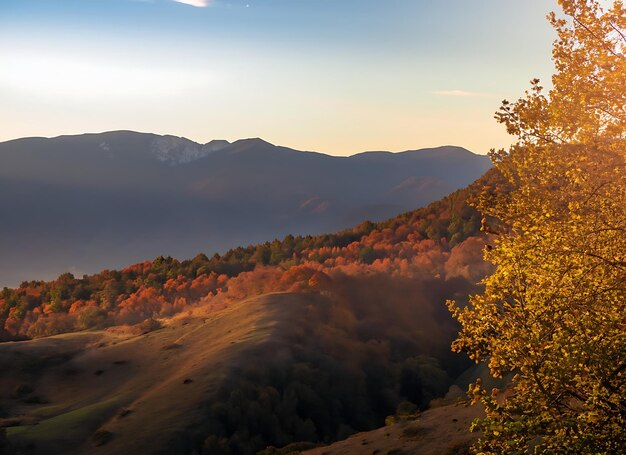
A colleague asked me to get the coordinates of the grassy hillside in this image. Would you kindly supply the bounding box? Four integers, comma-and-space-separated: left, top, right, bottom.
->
302, 402, 483, 455
3, 287, 475, 454
2, 293, 314, 454
0, 169, 503, 454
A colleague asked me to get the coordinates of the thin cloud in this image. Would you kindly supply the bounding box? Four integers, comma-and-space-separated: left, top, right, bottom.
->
173, 0, 211, 7
432, 90, 491, 97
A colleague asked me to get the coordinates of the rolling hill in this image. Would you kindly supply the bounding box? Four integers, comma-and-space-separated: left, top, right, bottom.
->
0, 290, 475, 455
1, 294, 325, 454
0, 168, 503, 454
0, 131, 491, 287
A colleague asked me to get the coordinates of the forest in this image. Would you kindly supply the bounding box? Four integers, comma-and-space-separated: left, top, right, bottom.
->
0, 170, 504, 454
2, 0, 624, 453
0, 169, 500, 342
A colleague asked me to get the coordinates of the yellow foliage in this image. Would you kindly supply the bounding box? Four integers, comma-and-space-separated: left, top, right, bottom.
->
449, 0, 626, 453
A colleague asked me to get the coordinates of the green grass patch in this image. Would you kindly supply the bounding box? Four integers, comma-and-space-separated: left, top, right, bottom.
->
7, 397, 119, 451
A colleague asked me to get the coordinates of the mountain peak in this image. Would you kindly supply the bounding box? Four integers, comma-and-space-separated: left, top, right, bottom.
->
151, 135, 205, 165
204, 139, 230, 152
223, 137, 278, 155
151, 136, 231, 165
231, 137, 274, 147
399, 145, 480, 157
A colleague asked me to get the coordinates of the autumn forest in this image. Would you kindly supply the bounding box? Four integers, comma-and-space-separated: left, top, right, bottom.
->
1, 0, 625, 454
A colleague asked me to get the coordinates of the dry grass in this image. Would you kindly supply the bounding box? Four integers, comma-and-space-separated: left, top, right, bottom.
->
304, 402, 482, 455
0, 293, 305, 454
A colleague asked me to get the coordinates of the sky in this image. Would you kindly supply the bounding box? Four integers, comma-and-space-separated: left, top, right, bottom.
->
0, 0, 559, 155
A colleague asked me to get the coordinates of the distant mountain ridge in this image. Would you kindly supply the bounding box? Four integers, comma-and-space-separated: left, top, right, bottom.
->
0, 131, 491, 287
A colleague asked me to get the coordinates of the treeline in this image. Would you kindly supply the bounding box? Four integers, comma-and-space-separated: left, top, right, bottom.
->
0, 169, 499, 341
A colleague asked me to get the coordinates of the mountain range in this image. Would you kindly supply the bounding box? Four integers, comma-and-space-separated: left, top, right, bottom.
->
0, 131, 491, 287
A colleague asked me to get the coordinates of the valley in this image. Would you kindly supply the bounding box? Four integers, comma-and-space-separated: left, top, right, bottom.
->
0, 131, 490, 287
0, 170, 499, 454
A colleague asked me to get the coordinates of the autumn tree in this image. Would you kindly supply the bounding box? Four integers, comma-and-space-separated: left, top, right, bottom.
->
448, 0, 626, 453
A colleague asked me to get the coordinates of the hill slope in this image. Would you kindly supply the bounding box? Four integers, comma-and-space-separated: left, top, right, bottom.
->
0, 131, 491, 287
2, 288, 475, 455
302, 402, 483, 455
0, 169, 503, 454
1, 293, 289, 454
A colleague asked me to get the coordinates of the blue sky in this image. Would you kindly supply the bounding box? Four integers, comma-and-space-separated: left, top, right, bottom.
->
0, 0, 558, 155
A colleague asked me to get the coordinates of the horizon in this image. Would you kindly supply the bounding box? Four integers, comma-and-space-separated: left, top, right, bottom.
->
0, 129, 485, 156
1, 0, 558, 156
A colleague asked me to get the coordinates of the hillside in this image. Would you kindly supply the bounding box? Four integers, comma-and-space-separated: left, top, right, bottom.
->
0, 131, 491, 287
1, 293, 317, 454
0, 169, 502, 454
1, 290, 478, 455
302, 402, 483, 455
